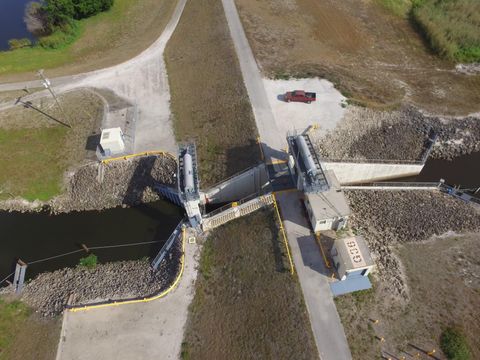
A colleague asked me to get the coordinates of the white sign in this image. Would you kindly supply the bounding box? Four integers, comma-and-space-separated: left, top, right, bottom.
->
344, 238, 366, 268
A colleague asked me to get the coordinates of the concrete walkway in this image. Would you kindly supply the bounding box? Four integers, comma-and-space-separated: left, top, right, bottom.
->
221, 0, 286, 162
0, 0, 188, 154
277, 191, 352, 360
56, 241, 199, 360
222, 0, 352, 358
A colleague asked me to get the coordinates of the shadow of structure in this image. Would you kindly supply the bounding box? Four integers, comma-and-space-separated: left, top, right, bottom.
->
224, 139, 262, 179
122, 156, 158, 206
85, 133, 101, 151
297, 234, 330, 277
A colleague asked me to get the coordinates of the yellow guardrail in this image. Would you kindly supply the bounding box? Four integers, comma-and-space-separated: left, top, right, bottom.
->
101, 151, 176, 164
69, 227, 187, 313
315, 232, 331, 269
272, 193, 295, 275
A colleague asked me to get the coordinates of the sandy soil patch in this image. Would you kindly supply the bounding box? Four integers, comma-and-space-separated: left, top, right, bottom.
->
263, 78, 346, 136
235, 0, 480, 115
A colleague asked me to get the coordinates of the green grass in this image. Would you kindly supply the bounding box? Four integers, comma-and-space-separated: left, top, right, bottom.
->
0, 126, 68, 201
376, 0, 412, 16
412, 0, 480, 62
0, 0, 173, 76
79, 253, 98, 268
0, 299, 30, 355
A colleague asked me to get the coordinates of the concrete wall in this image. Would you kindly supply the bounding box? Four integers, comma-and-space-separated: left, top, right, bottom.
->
203, 164, 270, 204
322, 161, 424, 185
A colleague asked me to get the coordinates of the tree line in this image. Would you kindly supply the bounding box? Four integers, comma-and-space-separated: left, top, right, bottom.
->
42, 0, 114, 30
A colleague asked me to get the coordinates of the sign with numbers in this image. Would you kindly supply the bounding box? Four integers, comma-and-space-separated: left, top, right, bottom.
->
344, 238, 366, 268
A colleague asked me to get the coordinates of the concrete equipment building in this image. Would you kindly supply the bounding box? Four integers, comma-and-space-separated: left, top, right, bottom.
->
287, 132, 350, 231
99, 127, 125, 156
330, 236, 375, 296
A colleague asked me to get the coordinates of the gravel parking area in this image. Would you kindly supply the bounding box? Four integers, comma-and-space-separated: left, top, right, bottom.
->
263, 78, 346, 136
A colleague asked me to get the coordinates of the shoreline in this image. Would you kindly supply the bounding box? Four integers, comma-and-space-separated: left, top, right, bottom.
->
0, 154, 178, 214
0, 241, 182, 317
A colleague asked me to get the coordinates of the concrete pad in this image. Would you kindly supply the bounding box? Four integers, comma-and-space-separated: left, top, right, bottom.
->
263, 78, 346, 137
277, 191, 352, 360
56, 241, 199, 360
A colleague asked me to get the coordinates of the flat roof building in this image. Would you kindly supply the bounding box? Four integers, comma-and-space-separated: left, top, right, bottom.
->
303, 170, 351, 232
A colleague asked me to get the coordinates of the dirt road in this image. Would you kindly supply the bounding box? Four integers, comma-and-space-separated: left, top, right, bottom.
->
0, 0, 188, 154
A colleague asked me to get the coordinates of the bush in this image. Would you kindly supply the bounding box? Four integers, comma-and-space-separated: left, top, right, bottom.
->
440, 327, 471, 360
79, 253, 98, 268
38, 21, 79, 49
8, 38, 32, 50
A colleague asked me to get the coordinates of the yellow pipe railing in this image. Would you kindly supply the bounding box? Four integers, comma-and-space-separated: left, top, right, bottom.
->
272, 193, 295, 275
69, 226, 187, 312
101, 151, 176, 165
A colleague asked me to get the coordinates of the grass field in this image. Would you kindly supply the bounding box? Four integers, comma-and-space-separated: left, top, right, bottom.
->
181, 210, 318, 360
0, 90, 103, 201
235, 0, 480, 115
165, 0, 260, 187
335, 234, 480, 359
0, 0, 178, 82
412, 0, 480, 62
0, 297, 60, 360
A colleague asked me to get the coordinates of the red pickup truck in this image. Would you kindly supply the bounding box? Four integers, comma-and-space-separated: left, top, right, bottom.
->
284, 90, 316, 104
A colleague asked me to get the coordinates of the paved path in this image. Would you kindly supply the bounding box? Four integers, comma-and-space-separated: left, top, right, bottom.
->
56, 241, 199, 360
222, 0, 352, 358
221, 0, 286, 162
277, 191, 352, 360
0, 0, 188, 154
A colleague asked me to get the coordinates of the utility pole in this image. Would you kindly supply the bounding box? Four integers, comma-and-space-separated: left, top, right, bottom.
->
37, 69, 71, 127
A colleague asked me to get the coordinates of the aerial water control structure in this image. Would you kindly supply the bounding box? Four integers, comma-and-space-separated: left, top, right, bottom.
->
287, 132, 350, 231
178, 143, 202, 227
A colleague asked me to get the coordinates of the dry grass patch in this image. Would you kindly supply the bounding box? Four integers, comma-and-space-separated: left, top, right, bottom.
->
0, 297, 61, 360
165, 0, 260, 187
182, 210, 318, 360
0, 89, 103, 200
235, 0, 480, 115
335, 233, 480, 360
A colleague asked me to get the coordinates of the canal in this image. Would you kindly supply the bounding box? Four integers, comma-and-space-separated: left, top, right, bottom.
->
0, 200, 184, 282
0, 0, 35, 51
400, 151, 480, 189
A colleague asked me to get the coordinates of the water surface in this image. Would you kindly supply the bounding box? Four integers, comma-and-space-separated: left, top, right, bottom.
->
1, 201, 184, 281
0, 0, 35, 51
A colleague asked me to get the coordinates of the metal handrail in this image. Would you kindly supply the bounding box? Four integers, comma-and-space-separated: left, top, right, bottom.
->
320, 157, 425, 165
204, 191, 268, 218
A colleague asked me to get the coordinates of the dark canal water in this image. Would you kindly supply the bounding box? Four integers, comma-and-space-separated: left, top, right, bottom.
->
400, 151, 480, 189
1, 201, 183, 282
0, 0, 35, 51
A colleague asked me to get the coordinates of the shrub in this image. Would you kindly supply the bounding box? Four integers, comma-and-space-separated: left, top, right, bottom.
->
8, 38, 32, 50
440, 327, 471, 360
79, 253, 98, 268
38, 21, 79, 49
